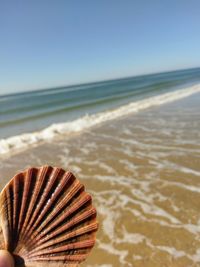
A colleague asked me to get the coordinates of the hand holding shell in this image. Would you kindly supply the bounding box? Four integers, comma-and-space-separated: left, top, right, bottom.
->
0, 166, 98, 267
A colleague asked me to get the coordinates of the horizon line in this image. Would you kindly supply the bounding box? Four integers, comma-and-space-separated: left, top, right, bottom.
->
1, 65, 200, 98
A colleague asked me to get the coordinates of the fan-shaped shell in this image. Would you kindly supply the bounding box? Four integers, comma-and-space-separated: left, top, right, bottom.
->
0, 166, 98, 267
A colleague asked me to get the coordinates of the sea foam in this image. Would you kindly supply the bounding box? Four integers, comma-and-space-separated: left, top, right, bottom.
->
0, 84, 200, 156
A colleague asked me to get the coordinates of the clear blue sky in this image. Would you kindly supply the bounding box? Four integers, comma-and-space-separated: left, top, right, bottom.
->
0, 0, 200, 95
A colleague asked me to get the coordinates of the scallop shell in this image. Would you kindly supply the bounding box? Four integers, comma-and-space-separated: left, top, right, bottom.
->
0, 166, 98, 267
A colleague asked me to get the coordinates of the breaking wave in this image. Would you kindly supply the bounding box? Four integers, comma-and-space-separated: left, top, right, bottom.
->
0, 83, 200, 156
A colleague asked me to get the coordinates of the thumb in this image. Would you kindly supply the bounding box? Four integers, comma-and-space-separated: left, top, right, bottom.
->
0, 250, 14, 267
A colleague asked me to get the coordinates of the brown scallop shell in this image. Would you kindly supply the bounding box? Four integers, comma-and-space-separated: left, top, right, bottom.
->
0, 166, 98, 267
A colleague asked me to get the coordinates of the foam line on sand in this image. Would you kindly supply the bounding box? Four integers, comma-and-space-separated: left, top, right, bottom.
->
0, 84, 200, 156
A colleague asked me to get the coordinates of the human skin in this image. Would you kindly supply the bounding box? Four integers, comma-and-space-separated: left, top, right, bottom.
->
0, 250, 14, 267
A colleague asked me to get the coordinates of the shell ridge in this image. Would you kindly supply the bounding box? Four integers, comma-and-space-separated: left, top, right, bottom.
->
26, 181, 84, 242
22, 167, 62, 239
26, 221, 98, 257
13, 173, 24, 251
24, 206, 96, 255
34, 191, 91, 241
27, 239, 95, 258
30, 207, 97, 248
17, 168, 36, 235
0, 189, 12, 250
26, 171, 75, 238
28, 253, 88, 262
21, 181, 84, 252
20, 166, 53, 241
16, 166, 53, 253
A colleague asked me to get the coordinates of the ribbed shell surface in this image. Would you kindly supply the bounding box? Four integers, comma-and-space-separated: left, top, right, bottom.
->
0, 166, 98, 267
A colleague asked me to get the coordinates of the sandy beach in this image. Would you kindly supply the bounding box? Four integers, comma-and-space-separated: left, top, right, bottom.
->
0, 92, 200, 267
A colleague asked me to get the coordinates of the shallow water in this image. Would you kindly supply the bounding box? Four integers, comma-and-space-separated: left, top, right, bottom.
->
0, 93, 200, 266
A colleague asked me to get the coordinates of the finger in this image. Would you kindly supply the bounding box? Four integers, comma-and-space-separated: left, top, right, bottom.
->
0, 250, 14, 267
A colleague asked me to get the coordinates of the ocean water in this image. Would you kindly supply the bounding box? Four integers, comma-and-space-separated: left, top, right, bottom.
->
1, 67, 200, 156
0, 91, 199, 266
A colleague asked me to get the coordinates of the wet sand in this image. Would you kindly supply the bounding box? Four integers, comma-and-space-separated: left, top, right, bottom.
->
0, 93, 200, 267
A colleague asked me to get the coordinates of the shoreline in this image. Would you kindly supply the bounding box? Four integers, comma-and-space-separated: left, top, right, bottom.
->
0, 83, 200, 158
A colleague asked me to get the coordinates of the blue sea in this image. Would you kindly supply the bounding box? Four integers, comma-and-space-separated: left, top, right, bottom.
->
0, 67, 200, 155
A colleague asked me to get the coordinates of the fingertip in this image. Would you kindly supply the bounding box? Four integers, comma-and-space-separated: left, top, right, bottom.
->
0, 250, 14, 267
